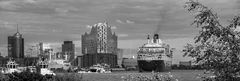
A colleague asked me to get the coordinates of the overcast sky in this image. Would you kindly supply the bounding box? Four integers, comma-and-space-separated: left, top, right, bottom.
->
0, 0, 239, 63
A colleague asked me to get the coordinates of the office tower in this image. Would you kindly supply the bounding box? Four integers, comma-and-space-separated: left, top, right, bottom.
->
62, 41, 75, 62
8, 27, 24, 58
38, 42, 52, 60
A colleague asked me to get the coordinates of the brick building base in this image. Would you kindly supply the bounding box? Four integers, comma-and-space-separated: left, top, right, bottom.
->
82, 53, 117, 68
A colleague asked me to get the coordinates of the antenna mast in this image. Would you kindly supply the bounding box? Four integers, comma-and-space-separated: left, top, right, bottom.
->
17, 24, 19, 33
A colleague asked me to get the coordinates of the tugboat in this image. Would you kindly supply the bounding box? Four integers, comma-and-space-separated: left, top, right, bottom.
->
4, 59, 21, 74
90, 64, 111, 73
89, 64, 102, 72
137, 34, 172, 72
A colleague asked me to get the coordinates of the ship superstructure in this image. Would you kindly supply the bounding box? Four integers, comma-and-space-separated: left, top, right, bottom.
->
137, 34, 172, 72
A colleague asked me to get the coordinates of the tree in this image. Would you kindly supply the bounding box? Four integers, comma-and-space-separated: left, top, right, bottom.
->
183, 0, 240, 80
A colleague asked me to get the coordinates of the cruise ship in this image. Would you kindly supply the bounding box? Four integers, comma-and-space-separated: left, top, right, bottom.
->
137, 34, 172, 72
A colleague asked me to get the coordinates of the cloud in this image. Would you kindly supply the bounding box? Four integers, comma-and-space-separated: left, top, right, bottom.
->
0, 1, 19, 10
116, 19, 135, 24
116, 19, 124, 24
0, 0, 66, 15
24, 0, 37, 4
111, 26, 117, 29
86, 25, 92, 29
52, 29, 63, 33
0, 21, 17, 29
55, 8, 69, 14
118, 34, 129, 37
0, 0, 38, 10
144, 18, 160, 21
126, 20, 135, 24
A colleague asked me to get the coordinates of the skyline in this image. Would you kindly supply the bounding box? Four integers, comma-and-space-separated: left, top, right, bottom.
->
0, 0, 239, 63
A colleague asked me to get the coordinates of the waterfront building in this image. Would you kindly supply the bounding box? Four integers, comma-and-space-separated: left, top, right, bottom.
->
179, 61, 192, 66
81, 22, 118, 67
25, 44, 41, 57
76, 56, 83, 68
122, 58, 138, 70
117, 49, 123, 67
122, 49, 138, 59
8, 27, 24, 58
62, 41, 75, 62
37, 43, 52, 60
0, 57, 7, 67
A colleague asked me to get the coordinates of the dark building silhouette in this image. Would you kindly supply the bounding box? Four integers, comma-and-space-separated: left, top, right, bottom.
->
82, 22, 118, 67
0, 56, 7, 67
117, 48, 123, 67
39, 42, 43, 55
8, 27, 24, 58
62, 41, 75, 62
71, 55, 83, 67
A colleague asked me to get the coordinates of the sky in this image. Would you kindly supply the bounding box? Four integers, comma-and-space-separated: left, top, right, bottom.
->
0, 0, 239, 63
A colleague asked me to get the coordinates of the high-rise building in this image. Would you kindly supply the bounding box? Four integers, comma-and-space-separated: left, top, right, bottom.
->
82, 22, 118, 67
62, 41, 75, 62
8, 27, 24, 58
38, 42, 51, 60
82, 22, 117, 54
39, 42, 44, 55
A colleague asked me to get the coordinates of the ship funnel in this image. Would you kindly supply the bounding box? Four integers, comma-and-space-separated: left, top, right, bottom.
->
153, 34, 159, 43
147, 35, 150, 43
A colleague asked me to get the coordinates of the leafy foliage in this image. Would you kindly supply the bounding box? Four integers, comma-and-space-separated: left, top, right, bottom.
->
0, 70, 83, 81
5, 71, 54, 81
183, 0, 240, 80
0, 72, 9, 81
54, 73, 83, 81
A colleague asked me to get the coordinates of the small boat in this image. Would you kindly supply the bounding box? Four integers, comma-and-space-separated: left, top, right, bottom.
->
80, 63, 111, 73
89, 64, 101, 72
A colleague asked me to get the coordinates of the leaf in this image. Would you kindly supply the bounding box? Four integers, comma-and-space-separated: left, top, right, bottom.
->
183, 0, 240, 80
